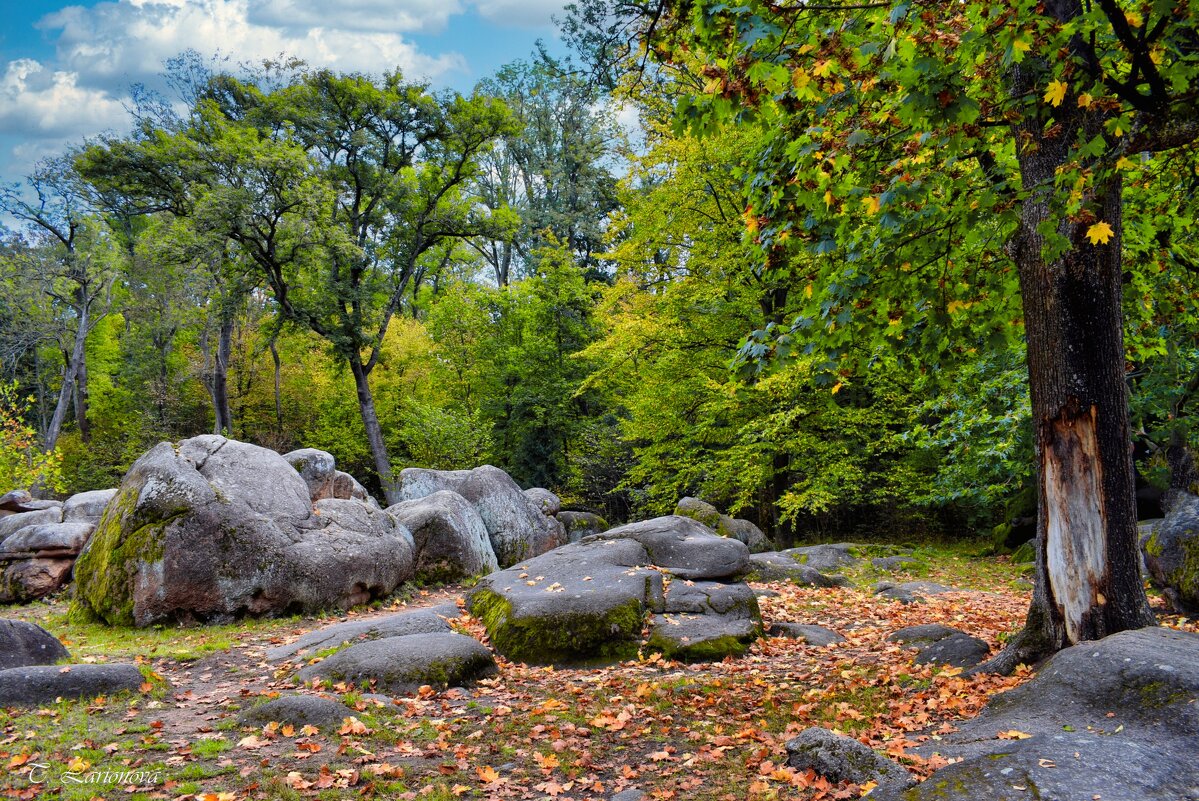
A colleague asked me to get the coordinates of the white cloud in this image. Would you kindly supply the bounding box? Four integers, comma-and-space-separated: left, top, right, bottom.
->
39, 0, 465, 91
469, 0, 565, 28
0, 59, 129, 139
248, 0, 465, 35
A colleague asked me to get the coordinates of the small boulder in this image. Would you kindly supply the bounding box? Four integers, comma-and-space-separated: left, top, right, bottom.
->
332, 471, 377, 506
1142, 494, 1199, 611
912, 633, 990, 668
674, 497, 771, 552
647, 580, 761, 661
0, 522, 95, 556
873, 581, 953, 603
296, 632, 497, 694
283, 448, 338, 502
0, 507, 63, 546
558, 511, 609, 542
238, 695, 355, 729
886, 624, 963, 645
387, 491, 499, 582
871, 555, 926, 572
399, 465, 565, 567
0, 663, 147, 706
768, 623, 845, 646
268, 605, 459, 661
783, 544, 863, 572
62, 489, 118, 524
0, 558, 75, 602
524, 488, 561, 516
0, 490, 34, 514
747, 552, 850, 587
0, 620, 70, 669
785, 728, 914, 794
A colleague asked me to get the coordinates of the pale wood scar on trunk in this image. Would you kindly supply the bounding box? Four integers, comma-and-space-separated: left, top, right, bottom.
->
1043, 404, 1109, 644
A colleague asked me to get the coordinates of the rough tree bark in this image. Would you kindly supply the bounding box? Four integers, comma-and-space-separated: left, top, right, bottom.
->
44, 302, 88, 451
212, 311, 234, 436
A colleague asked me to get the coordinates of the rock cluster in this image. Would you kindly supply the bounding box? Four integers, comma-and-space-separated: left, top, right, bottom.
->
468, 515, 762, 664
0, 489, 117, 602
674, 497, 772, 552
1142, 493, 1199, 611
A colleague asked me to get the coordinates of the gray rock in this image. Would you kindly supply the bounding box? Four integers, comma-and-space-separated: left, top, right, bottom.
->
768, 623, 845, 646
62, 489, 118, 524
674, 498, 771, 552
871, 555, 926, 572
913, 633, 990, 668
558, 511, 609, 542
0, 507, 63, 546
332, 471, 377, 506
589, 515, 749, 581
296, 632, 497, 694
609, 790, 644, 801
0, 620, 70, 669
782, 544, 864, 572
0, 521, 95, 556
72, 436, 417, 626
524, 488, 561, 516
747, 552, 850, 587
0, 490, 34, 514
873, 581, 953, 603
0, 558, 74, 602
0, 663, 146, 706
785, 728, 914, 794
238, 695, 354, 729
1009, 538, 1036, 565
268, 605, 459, 661
283, 448, 338, 502
648, 580, 761, 661
879, 627, 1199, 801
468, 538, 661, 664
387, 491, 498, 582
399, 465, 565, 567
887, 623, 964, 645
1142, 494, 1199, 611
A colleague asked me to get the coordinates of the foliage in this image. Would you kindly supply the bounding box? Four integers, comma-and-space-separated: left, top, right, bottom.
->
0, 380, 66, 494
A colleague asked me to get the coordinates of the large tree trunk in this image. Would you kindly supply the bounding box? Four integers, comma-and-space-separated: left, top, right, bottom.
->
212, 312, 234, 436
980, 51, 1156, 671
44, 303, 89, 451
349, 355, 399, 505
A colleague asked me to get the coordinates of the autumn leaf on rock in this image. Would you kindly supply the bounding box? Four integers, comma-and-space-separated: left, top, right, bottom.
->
998, 730, 1033, 740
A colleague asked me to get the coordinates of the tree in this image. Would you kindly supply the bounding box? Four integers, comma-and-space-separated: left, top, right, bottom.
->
572, 0, 1199, 667
82, 68, 516, 503
0, 156, 116, 450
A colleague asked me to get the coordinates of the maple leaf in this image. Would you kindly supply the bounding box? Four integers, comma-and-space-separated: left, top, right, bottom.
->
998, 729, 1033, 740
862, 195, 881, 215
1086, 221, 1114, 245
477, 765, 502, 783
338, 716, 369, 735
1043, 80, 1067, 107
237, 735, 270, 750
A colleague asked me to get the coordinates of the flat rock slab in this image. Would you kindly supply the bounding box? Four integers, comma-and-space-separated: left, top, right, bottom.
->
871, 555, 926, 572
0, 620, 70, 669
887, 624, 963, 644
747, 552, 849, 587
239, 695, 355, 729
877, 627, 1199, 801
0, 663, 146, 706
873, 581, 954, 603
768, 623, 845, 646
0, 521, 95, 556
781, 544, 864, 572
588, 516, 749, 581
647, 613, 758, 661
268, 604, 460, 661
296, 632, 496, 694
912, 633, 989, 668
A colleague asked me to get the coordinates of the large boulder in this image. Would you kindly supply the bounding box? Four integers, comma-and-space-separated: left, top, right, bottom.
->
296, 631, 497, 694
0, 507, 62, 546
674, 497, 772, 553
72, 436, 416, 626
386, 491, 499, 582
590, 516, 750, 580
398, 466, 565, 567
268, 604, 460, 661
0, 620, 70, 669
469, 518, 759, 664
877, 627, 1199, 801
1142, 493, 1199, 611
558, 511, 609, 542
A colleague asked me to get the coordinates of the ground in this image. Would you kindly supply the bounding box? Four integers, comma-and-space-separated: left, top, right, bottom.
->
0, 546, 1193, 801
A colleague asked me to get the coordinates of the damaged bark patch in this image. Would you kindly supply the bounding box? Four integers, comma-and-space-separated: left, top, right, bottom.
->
1043, 404, 1109, 643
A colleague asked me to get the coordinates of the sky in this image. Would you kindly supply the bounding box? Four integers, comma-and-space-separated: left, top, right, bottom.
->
0, 0, 571, 193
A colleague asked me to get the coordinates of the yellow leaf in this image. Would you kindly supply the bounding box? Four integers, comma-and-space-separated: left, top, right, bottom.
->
1044, 80, 1067, 107
860, 780, 880, 796
813, 59, 836, 77
792, 68, 811, 89
1086, 221, 1115, 245
862, 195, 881, 215
1012, 38, 1031, 54
1126, 10, 1143, 27
477, 765, 502, 783
998, 729, 1034, 740
824, 189, 834, 207
1077, 92, 1093, 108
832, 382, 843, 395
804, 283, 814, 299
1115, 156, 1134, 170
66, 756, 91, 772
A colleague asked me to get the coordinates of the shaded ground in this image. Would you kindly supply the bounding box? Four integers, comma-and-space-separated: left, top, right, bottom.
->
0, 547, 1193, 801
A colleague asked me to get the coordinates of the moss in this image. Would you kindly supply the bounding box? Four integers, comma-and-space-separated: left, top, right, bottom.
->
645, 631, 751, 662
1136, 679, 1193, 709
70, 483, 183, 626
1145, 531, 1164, 558
467, 587, 643, 665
